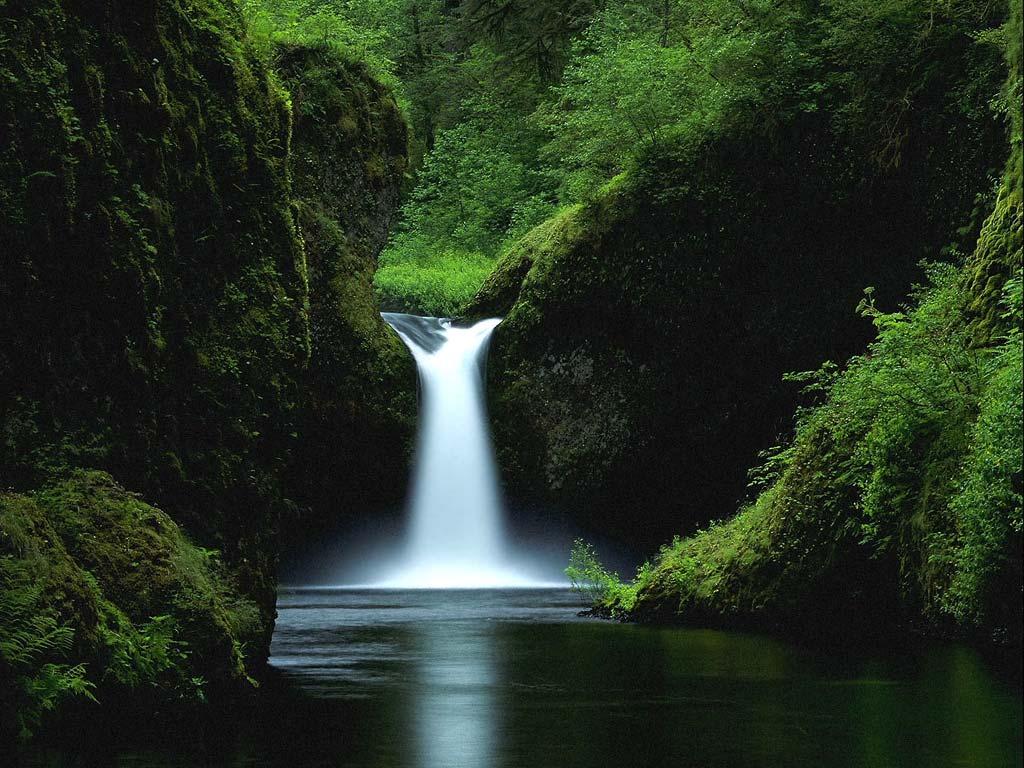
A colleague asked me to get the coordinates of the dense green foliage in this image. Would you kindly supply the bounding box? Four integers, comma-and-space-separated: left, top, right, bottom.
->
242, 0, 1016, 315
462, 0, 1011, 555
239, 0, 562, 312
581, 2, 1023, 643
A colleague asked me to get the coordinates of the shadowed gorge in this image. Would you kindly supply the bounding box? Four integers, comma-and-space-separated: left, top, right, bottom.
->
1, 0, 1021, 763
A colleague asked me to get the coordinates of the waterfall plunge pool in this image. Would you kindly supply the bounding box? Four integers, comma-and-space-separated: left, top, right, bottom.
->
25, 587, 1022, 767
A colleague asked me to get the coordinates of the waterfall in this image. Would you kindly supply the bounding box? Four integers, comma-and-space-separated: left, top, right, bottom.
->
380, 313, 535, 588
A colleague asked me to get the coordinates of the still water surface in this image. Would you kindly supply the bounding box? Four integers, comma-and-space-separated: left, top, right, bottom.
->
25, 588, 1023, 767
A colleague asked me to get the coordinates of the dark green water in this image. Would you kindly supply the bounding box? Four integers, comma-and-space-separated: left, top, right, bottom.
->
23, 589, 1023, 767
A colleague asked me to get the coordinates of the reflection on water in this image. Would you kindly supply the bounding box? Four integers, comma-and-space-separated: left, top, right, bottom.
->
413, 620, 497, 767
19, 589, 1023, 768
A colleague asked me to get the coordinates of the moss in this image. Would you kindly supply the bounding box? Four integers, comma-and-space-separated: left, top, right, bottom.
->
616, 40, 1022, 639
624, 260, 1021, 645
465, 204, 585, 321
475, 1, 1018, 641
621, 422, 879, 632
965, 1, 1023, 342
33, 472, 260, 683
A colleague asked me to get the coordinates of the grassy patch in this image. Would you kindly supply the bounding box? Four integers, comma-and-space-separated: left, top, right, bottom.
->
375, 242, 495, 317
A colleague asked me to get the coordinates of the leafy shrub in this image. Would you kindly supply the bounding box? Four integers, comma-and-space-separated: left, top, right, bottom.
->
566, 539, 622, 604
565, 539, 648, 614
944, 276, 1023, 628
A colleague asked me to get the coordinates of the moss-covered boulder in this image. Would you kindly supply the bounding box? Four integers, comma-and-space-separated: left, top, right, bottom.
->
275, 44, 415, 547
0, 471, 261, 742
468, 14, 1008, 556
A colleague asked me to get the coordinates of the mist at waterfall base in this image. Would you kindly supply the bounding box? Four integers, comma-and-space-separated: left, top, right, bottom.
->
282, 313, 571, 588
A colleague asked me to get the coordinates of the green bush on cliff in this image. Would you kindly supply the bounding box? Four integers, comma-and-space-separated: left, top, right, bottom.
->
943, 276, 1023, 628
611, 261, 1021, 638
599, 0, 1023, 642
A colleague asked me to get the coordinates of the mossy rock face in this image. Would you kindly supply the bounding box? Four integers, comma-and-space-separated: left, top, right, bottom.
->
275, 44, 415, 547
0, 0, 413, 741
0, 0, 308, 645
0, 471, 261, 742
965, 0, 1023, 342
472, 74, 1007, 555
466, 204, 586, 320
276, 43, 408, 252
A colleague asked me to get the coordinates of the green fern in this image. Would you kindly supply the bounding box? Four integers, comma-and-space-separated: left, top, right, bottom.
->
0, 565, 96, 740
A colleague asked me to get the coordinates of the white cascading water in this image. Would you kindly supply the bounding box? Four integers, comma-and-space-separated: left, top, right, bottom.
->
379, 313, 536, 588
